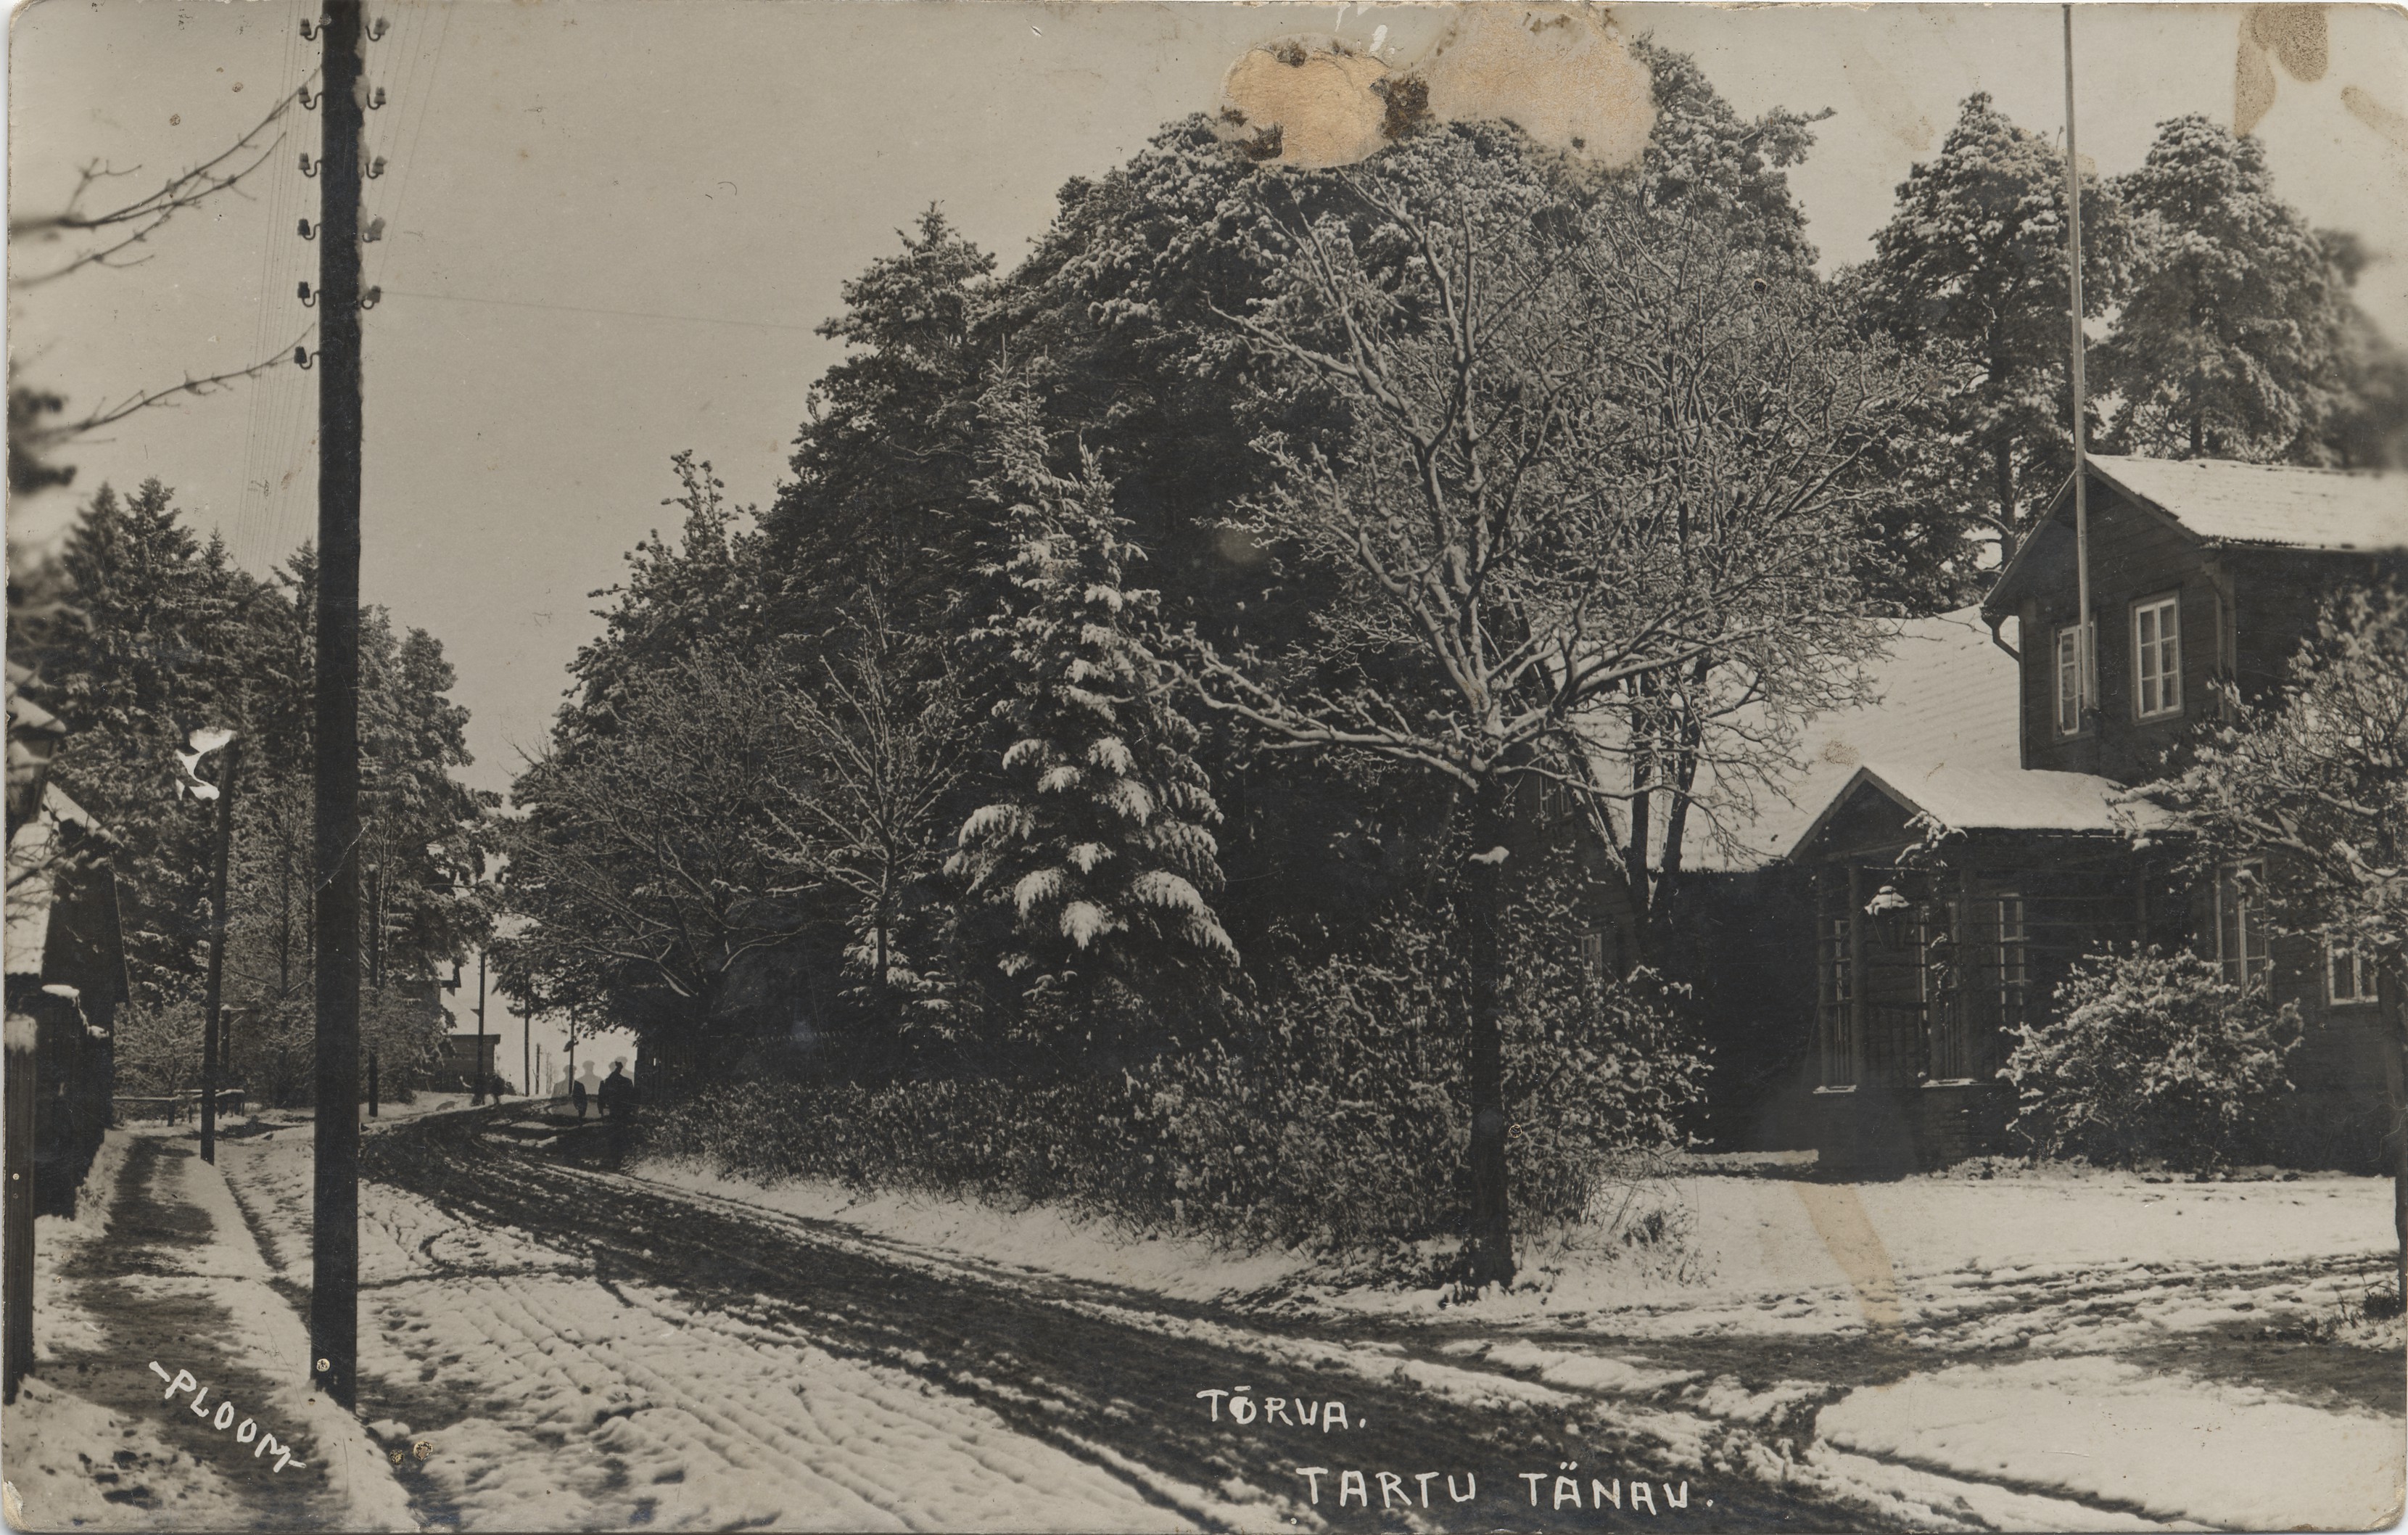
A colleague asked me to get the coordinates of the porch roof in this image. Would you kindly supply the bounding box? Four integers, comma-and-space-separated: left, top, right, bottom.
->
1788, 760, 2157, 863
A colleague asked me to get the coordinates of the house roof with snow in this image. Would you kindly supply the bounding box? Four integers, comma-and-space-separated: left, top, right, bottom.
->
4, 783, 97, 979
1690, 606, 2165, 871
2077, 454, 2408, 553
1986, 455, 2408, 620
1691, 609, 2021, 870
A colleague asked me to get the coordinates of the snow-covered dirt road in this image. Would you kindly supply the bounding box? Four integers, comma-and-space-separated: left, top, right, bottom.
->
201, 1108, 2404, 1531
238, 1110, 1868, 1531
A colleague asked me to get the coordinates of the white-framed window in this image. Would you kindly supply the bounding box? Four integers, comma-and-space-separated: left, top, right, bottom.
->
1536, 777, 1565, 820
1926, 898, 1971, 1081
1819, 908, 1856, 1089
2132, 593, 2182, 720
2329, 937, 2378, 1007
1996, 894, 2028, 1025
2054, 625, 2082, 734
1578, 929, 1610, 984
2215, 861, 2271, 989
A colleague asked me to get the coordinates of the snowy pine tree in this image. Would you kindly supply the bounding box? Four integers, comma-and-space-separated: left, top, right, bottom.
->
2097, 115, 2353, 462
949, 410, 1235, 1008
1856, 93, 2130, 560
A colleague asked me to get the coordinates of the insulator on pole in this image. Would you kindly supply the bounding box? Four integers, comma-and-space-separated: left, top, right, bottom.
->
367, 17, 387, 39
368, 86, 387, 110
300, 152, 318, 178
299, 281, 316, 307
361, 217, 386, 244
366, 156, 387, 180
299, 86, 318, 110
294, 347, 315, 370
360, 287, 382, 310
299, 218, 316, 239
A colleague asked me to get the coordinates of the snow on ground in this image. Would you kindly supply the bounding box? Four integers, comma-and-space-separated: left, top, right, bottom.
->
1817, 1354, 2403, 1530
29, 1131, 129, 1365
1, 1375, 256, 1531
165, 1134, 419, 1531
642, 1155, 2401, 1529
635, 1156, 2395, 1335
219, 1132, 1230, 1531
637, 1159, 1311, 1306
4, 1128, 412, 1531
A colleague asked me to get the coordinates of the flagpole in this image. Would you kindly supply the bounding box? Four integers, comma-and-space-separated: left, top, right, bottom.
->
2063, 3, 2095, 731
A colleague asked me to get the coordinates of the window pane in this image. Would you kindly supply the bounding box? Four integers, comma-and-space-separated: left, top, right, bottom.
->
2056, 630, 2077, 732
2135, 598, 2180, 718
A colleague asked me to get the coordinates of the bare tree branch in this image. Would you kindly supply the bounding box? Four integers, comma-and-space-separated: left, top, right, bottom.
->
10, 82, 313, 287
15, 326, 315, 451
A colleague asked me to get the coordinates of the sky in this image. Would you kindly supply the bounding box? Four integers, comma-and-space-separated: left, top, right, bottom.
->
9, 0, 2408, 810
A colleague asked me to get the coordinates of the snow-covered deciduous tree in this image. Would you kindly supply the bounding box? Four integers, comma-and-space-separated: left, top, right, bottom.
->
1855, 93, 2130, 563
1172, 125, 1894, 1284
757, 610, 970, 1026
2096, 115, 2352, 463
949, 403, 1236, 1021
2133, 585, 2408, 1270
502, 642, 811, 1079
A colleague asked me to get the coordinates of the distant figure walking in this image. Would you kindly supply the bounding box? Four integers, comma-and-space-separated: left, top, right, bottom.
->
569, 1077, 588, 1122
598, 1061, 634, 1121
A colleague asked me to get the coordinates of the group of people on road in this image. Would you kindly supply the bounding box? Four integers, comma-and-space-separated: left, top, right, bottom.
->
564, 1061, 635, 1123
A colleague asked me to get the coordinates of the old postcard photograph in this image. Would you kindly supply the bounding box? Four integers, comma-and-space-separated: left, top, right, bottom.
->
4, 0, 2407, 1528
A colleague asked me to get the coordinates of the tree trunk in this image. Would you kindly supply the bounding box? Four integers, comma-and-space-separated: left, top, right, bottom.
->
1464, 766, 1517, 1288
2387, 1011, 2408, 1297
1992, 441, 2017, 559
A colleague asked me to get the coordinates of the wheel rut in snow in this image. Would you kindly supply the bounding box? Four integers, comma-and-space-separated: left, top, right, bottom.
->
363, 1112, 1874, 1531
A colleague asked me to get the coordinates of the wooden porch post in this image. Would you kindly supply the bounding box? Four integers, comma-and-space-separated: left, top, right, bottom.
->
1955, 865, 1974, 1076
1847, 863, 1867, 1085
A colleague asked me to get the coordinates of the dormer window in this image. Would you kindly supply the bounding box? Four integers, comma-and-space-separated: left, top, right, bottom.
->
2132, 593, 2182, 720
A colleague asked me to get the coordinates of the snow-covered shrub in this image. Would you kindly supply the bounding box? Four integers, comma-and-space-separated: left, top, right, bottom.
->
643, 912, 1707, 1262
2001, 947, 2303, 1171
1121, 915, 1705, 1255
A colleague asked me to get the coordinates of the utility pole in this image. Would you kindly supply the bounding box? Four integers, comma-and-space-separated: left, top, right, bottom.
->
2063, 4, 2096, 741
521, 995, 531, 1103
199, 740, 242, 1164
309, 0, 367, 1415
471, 949, 487, 1105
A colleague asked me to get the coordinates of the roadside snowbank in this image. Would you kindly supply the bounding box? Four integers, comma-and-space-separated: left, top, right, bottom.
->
635, 1158, 2394, 1331
635, 1159, 1309, 1304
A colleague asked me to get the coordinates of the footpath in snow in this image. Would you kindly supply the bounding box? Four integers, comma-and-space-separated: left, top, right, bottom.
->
0, 1126, 414, 1531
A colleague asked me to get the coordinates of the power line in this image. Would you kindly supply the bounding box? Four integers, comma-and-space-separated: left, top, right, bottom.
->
379, 287, 823, 334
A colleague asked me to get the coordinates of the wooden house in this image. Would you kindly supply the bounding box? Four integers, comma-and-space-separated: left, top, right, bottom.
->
4, 672, 128, 1213
1781, 455, 2406, 1172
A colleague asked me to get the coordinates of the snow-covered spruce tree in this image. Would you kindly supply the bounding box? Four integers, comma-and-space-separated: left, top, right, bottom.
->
949, 406, 1236, 1038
